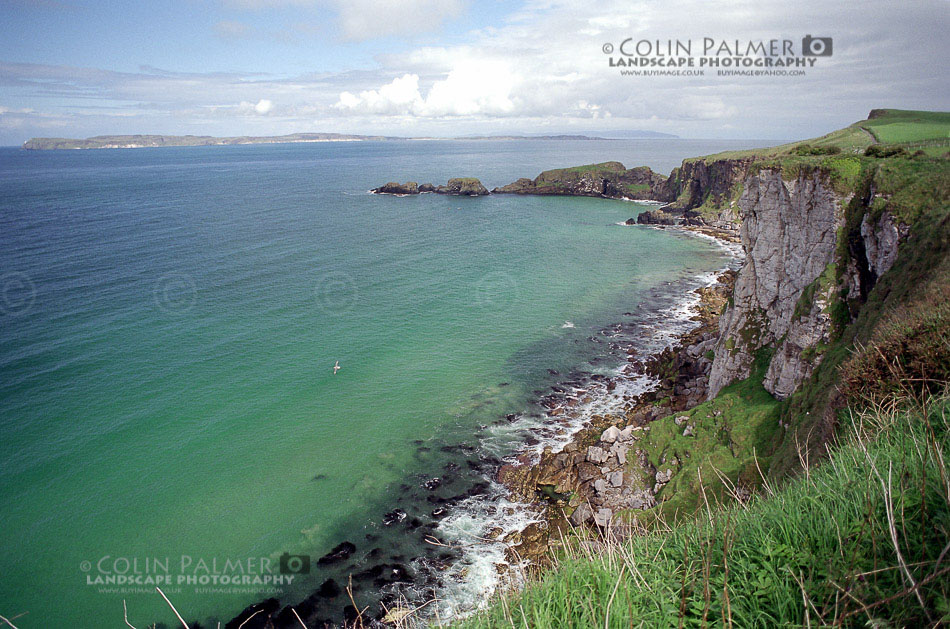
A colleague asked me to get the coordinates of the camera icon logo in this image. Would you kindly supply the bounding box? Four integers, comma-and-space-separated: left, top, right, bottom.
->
802, 35, 833, 56
279, 552, 311, 574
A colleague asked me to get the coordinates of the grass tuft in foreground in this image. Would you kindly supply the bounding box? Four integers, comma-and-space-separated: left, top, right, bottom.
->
456, 393, 950, 628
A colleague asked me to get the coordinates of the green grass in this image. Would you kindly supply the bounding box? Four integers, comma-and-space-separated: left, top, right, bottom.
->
456, 396, 950, 628
623, 351, 781, 524
860, 110, 950, 145
689, 109, 950, 164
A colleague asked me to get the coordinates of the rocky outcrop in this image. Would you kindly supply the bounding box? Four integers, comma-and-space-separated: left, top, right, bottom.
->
635, 209, 678, 225
492, 161, 674, 201
861, 210, 909, 280
707, 169, 843, 399
636, 208, 706, 226
436, 177, 489, 196
372, 178, 489, 196
668, 158, 753, 212
373, 181, 420, 195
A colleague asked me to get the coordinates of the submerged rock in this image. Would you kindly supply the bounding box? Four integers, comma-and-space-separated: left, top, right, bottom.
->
317, 541, 356, 565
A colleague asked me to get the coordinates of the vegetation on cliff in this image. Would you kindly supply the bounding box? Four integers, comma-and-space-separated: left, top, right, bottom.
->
460, 395, 950, 628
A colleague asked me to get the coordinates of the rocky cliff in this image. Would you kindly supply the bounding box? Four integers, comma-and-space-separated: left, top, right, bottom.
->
488, 158, 756, 232
707, 166, 918, 401
707, 169, 845, 399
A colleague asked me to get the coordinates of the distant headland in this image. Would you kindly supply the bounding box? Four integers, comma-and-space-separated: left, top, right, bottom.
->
21, 130, 677, 150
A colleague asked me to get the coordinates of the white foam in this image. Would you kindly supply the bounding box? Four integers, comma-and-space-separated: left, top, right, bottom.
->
427, 248, 742, 623
430, 487, 542, 620
561, 321, 575, 328
681, 228, 745, 262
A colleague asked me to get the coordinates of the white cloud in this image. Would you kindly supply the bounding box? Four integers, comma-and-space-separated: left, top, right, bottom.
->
335, 60, 519, 117
337, 73, 422, 114
254, 99, 274, 114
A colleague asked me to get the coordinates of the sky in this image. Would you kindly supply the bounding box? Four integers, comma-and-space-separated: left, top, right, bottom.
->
0, 0, 947, 145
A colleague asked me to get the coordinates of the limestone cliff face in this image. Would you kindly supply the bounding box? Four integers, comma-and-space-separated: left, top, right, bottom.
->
861, 210, 909, 280
708, 169, 844, 399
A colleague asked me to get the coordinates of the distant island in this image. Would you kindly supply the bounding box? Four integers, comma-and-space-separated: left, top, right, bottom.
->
23, 131, 677, 151
21, 130, 677, 150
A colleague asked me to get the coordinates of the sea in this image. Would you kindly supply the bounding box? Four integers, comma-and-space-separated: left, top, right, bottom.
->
0, 137, 771, 627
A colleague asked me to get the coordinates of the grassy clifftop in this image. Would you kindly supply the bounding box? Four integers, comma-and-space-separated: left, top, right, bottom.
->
692, 109, 950, 162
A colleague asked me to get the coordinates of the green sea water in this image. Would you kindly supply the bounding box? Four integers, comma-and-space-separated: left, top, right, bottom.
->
0, 140, 757, 626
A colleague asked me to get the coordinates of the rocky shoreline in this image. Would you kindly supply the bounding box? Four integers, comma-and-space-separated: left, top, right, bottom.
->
494, 244, 738, 567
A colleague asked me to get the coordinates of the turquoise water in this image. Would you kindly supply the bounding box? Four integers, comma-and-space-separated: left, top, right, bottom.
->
0, 140, 755, 627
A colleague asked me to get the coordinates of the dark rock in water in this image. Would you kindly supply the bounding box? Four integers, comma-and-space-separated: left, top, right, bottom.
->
373, 181, 420, 195
311, 473, 328, 481
636, 209, 679, 225
377, 178, 489, 197
498, 381, 510, 386
383, 509, 407, 526
316, 578, 342, 599
444, 462, 461, 472
505, 413, 519, 422
548, 369, 560, 375
423, 477, 442, 490
407, 517, 424, 530
317, 541, 356, 565
225, 598, 279, 629
354, 564, 385, 580
624, 217, 638, 225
